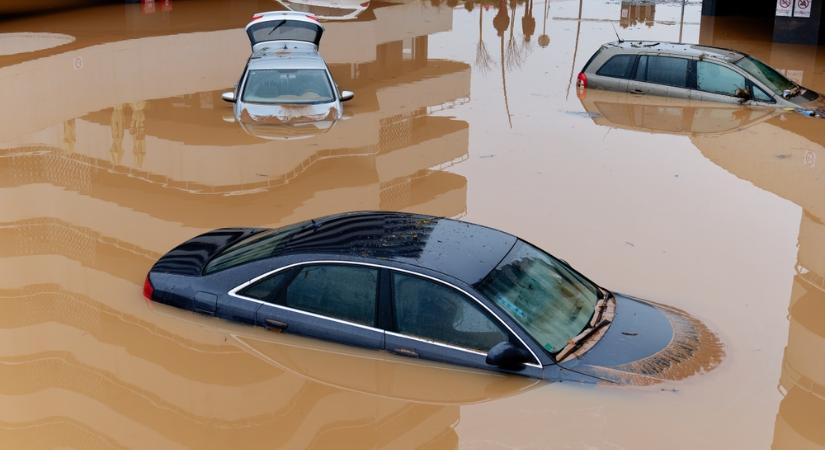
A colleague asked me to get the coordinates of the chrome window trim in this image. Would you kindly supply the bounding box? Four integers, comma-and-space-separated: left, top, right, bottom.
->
385, 331, 487, 357
228, 260, 543, 368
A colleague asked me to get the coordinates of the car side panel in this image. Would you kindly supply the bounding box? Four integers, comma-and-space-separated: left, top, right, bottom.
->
690, 90, 740, 104
256, 304, 384, 349
588, 74, 629, 93
217, 294, 261, 325
384, 333, 542, 378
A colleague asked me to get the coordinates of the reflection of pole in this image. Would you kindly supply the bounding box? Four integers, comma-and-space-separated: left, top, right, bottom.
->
110, 104, 125, 165
522, 0, 535, 42
476, 6, 494, 72
565, 0, 583, 99
493, 0, 512, 127
678, 0, 686, 43
538, 0, 550, 47
63, 119, 76, 153
501, 25, 512, 128
130, 101, 146, 167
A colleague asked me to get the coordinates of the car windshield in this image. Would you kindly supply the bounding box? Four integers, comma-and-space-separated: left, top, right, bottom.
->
734, 56, 796, 96
476, 241, 599, 354
242, 69, 335, 104
203, 221, 310, 274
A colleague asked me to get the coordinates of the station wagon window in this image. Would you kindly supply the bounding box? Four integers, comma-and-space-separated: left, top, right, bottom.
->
752, 85, 775, 103
596, 54, 635, 79
392, 273, 508, 352
284, 265, 378, 326
645, 56, 689, 88
697, 61, 747, 97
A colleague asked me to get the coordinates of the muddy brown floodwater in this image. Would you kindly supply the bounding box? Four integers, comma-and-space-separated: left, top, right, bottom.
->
0, 0, 823, 448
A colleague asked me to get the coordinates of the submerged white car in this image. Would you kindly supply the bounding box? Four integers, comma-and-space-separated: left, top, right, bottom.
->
222, 12, 354, 138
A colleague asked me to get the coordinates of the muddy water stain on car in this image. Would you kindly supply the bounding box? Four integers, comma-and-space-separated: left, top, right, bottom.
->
0, 1, 823, 449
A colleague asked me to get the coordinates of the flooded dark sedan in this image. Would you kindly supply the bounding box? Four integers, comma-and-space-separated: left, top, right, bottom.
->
145, 211, 721, 384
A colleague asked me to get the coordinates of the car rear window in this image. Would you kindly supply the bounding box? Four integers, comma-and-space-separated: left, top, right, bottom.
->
596, 54, 635, 79
645, 56, 689, 88
204, 221, 310, 274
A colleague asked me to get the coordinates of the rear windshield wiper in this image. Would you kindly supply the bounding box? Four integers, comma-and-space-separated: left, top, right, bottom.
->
267, 20, 286, 36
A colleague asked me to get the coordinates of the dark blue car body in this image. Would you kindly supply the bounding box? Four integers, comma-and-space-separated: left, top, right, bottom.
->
145, 211, 717, 384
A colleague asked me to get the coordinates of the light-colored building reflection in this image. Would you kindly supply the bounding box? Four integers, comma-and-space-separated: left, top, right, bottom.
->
619, 0, 656, 29
577, 89, 825, 450
0, 1, 520, 448
0, 0, 470, 252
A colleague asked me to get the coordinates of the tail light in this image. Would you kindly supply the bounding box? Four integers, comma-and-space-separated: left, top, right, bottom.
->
251, 14, 263, 20
576, 72, 588, 88
306, 15, 319, 22
143, 275, 154, 300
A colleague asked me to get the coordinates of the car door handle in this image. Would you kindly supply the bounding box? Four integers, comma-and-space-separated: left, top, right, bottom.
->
630, 89, 645, 94
392, 347, 419, 358
264, 318, 288, 331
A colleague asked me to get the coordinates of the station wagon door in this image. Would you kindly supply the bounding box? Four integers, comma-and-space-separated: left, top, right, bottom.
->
632, 55, 692, 99
250, 264, 384, 350
246, 16, 324, 50
384, 272, 541, 377
691, 60, 748, 105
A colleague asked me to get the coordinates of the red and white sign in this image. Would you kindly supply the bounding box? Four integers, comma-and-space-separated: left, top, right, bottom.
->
776, 0, 793, 16
794, 0, 812, 17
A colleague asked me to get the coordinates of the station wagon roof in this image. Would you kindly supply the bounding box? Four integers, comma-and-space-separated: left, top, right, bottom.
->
607, 40, 746, 63
262, 211, 518, 285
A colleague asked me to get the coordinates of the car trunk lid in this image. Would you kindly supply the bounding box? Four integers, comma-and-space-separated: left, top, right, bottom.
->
151, 228, 265, 276
246, 14, 324, 50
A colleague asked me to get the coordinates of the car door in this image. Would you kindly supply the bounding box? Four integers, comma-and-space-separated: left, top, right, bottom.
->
691, 60, 749, 105
246, 15, 324, 50
634, 55, 693, 99
384, 271, 542, 377
249, 263, 384, 350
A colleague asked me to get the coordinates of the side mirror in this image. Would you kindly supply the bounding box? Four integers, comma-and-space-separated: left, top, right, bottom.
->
734, 88, 751, 102
221, 91, 236, 103
485, 341, 532, 370
340, 90, 354, 102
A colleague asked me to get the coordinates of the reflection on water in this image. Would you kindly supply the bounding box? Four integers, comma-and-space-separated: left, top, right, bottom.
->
577, 86, 825, 450
0, 2, 478, 447
1, 0, 824, 448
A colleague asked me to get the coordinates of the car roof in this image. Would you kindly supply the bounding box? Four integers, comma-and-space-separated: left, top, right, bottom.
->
606, 40, 746, 63
267, 211, 518, 285
248, 50, 327, 70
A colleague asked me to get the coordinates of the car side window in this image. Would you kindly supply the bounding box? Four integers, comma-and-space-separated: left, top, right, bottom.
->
392, 273, 508, 352
284, 265, 378, 326
237, 270, 291, 302
752, 85, 775, 103
645, 56, 689, 88
596, 54, 635, 79
697, 61, 747, 97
